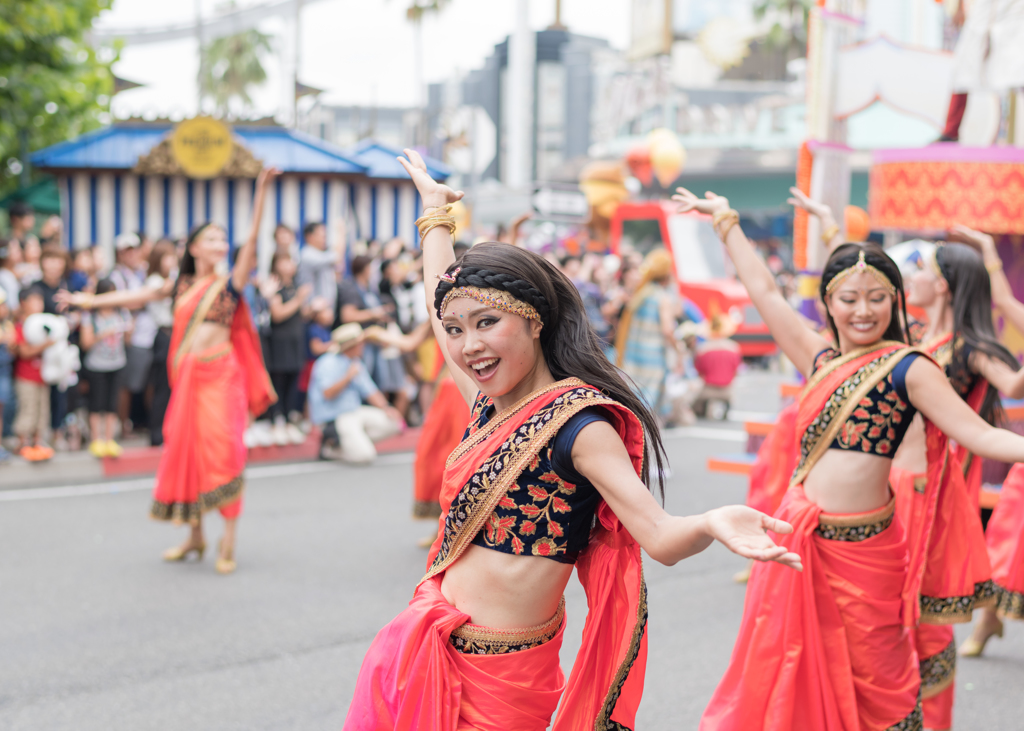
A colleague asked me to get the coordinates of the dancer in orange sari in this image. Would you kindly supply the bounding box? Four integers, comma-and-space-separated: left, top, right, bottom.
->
62, 168, 278, 574
961, 225, 1024, 656
673, 187, 1024, 731
412, 366, 470, 520
342, 151, 802, 731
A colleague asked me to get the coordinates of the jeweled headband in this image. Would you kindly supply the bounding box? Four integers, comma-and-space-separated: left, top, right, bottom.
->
440, 285, 543, 325
824, 250, 897, 297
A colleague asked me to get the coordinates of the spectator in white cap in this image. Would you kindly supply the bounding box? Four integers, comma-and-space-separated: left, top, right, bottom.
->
307, 323, 402, 464
109, 231, 155, 434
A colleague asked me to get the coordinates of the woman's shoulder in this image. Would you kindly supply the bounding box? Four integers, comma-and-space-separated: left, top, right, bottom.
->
811, 347, 841, 373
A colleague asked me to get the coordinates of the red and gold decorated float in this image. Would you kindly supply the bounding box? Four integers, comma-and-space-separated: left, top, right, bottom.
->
870, 145, 1024, 234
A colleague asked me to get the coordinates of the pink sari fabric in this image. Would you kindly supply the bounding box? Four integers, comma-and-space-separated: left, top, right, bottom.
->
345, 380, 649, 730
343, 576, 565, 731
988, 463, 1024, 619
700, 486, 919, 731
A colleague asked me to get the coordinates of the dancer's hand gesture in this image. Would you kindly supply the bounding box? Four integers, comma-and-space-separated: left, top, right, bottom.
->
949, 224, 997, 256
397, 148, 464, 210
786, 186, 832, 219
672, 187, 731, 215
705, 505, 803, 571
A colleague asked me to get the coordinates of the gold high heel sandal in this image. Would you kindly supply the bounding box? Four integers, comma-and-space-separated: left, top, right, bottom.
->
162, 542, 206, 562
959, 619, 1005, 657
215, 539, 236, 575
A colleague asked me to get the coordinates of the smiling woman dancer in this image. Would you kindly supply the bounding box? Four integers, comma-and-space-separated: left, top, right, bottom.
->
342, 152, 802, 731
63, 169, 278, 574
672, 188, 1024, 731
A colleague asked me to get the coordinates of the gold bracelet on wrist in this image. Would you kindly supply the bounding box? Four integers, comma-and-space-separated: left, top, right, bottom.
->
712, 209, 740, 241
986, 259, 1003, 274
417, 216, 457, 238
822, 223, 840, 242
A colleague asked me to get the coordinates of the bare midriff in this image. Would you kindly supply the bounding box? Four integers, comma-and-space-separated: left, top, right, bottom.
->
188, 322, 232, 354
802, 449, 895, 514
440, 544, 573, 628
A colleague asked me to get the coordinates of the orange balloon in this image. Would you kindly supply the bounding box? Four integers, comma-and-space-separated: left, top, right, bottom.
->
844, 205, 870, 242
625, 143, 653, 187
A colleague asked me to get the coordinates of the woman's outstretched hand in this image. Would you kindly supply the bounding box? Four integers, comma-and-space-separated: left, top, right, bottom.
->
397, 148, 464, 210
786, 186, 832, 220
705, 505, 803, 571
672, 187, 731, 216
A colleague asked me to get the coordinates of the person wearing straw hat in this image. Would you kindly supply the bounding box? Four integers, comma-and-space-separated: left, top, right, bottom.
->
307, 323, 402, 464
692, 313, 742, 420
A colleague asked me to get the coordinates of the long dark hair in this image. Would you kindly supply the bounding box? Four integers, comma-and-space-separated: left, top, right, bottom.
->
819, 242, 911, 346
937, 243, 1018, 424
179, 222, 217, 277
434, 242, 669, 498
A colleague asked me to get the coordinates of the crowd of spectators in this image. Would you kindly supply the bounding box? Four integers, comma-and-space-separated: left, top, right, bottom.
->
0, 201, 747, 466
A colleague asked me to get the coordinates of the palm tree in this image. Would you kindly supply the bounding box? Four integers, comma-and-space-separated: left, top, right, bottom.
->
199, 27, 273, 118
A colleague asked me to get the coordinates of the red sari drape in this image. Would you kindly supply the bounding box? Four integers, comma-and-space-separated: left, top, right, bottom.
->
987, 463, 1024, 619
345, 379, 649, 730
703, 342, 979, 731
746, 401, 799, 516
412, 373, 471, 519
150, 276, 275, 524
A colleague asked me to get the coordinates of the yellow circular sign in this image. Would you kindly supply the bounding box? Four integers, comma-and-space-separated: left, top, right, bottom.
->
171, 117, 234, 179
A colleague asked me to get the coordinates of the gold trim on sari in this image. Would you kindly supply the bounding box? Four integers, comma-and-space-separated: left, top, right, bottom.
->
173, 275, 227, 372
790, 343, 926, 488
424, 381, 618, 584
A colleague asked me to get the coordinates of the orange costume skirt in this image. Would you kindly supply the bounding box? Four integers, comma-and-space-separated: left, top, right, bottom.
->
150, 344, 248, 523
701, 486, 921, 731
413, 376, 470, 519
988, 463, 1024, 619
746, 401, 799, 517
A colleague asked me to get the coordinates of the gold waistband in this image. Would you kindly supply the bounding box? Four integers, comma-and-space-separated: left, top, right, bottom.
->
818, 495, 896, 528
816, 496, 896, 542
197, 342, 234, 362
450, 597, 565, 655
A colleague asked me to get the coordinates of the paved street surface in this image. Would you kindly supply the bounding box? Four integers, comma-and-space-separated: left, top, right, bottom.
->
3, 372, 1024, 730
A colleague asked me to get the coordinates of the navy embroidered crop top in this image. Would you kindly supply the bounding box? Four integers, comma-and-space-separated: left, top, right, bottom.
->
469, 401, 609, 564
812, 348, 921, 457
173, 275, 240, 327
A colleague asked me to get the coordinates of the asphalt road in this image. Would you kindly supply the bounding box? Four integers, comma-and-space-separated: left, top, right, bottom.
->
3, 372, 1023, 730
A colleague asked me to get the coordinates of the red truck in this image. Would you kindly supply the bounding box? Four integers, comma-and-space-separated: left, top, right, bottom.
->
609, 200, 776, 358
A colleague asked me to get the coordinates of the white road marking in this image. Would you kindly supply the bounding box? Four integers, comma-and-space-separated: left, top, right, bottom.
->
663, 426, 747, 442
726, 410, 777, 423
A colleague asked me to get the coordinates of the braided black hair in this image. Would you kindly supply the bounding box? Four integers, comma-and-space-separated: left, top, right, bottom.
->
436, 242, 669, 498
820, 242, 911, 346
434, 266, 552, 324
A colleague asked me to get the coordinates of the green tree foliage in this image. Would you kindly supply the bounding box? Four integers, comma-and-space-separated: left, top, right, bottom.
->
0, 0, 116, 195
754, 0, 814, 55
199, 28, 273, 118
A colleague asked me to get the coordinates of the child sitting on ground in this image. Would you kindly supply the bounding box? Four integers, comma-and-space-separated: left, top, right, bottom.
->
79, 279, 132, 458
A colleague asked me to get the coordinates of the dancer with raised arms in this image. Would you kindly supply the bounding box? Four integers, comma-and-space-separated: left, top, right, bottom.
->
342, 151, 801, 731
672, 187, 1024, 731
61, 168, 279, 575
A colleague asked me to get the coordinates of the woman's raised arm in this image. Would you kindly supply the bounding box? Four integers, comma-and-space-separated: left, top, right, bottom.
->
952, 225, 1024, 334
673, 188, 830, 377
787, 187, 843, 252
231, 167, 279, 293
396, 149, 477, 406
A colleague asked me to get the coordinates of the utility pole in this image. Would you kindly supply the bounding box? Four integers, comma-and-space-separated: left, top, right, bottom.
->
549, 0, 566, 31
506, 0, 535, 190
195, 0, 204, 113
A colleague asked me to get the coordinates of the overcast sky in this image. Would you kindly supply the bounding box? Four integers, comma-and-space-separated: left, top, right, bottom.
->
100, 0, 633, 119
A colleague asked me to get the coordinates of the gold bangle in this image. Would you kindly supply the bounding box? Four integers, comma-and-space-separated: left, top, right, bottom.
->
822, 223, 840, 242
987, 259, 1003, 274
418, 217, 457, 238
712, 209, 740, 241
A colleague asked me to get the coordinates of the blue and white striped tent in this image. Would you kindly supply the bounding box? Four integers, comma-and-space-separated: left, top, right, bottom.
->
30, 123, 450, 267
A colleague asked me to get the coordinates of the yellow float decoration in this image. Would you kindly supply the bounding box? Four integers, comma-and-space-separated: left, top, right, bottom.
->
171, 117, 234, 179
